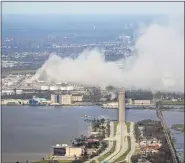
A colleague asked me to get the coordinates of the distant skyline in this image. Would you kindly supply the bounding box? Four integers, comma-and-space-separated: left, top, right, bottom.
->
2, 1, 184, 15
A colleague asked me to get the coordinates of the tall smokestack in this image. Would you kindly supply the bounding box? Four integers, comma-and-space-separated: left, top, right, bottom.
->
118, 88, 125, 124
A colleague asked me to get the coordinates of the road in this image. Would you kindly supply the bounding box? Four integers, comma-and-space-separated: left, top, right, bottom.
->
85, 121, 136, 163
106, 123, 128, 163
125, 122, 136, 163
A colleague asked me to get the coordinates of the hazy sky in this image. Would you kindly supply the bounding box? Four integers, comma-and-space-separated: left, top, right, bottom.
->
2, 1, 184, 15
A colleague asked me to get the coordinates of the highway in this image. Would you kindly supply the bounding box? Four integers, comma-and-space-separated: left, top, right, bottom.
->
125, 122, 136, 163
107, 123, 128, 163
156, 101, 179, 163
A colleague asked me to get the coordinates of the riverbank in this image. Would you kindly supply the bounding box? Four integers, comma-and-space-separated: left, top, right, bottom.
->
161, 100, 184, 105
1, 102, 96, 107
171, 124, 184, 133
2, 104, 184, 112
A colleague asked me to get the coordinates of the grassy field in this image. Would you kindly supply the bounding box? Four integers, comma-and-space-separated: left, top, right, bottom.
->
98, 141, 116, 162
113, 121, 118, 136
33, 160, 72, 163
171, 124, 184, 132
161, 100, 184, 105
113, 121, 130, 134
112, 136, 131, 163
126, 122, 131, 133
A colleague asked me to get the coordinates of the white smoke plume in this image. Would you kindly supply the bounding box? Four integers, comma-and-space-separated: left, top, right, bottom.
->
33, 16, 184, 92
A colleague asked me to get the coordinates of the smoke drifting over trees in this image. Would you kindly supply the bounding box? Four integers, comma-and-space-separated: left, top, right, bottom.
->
33, 16, 184, 92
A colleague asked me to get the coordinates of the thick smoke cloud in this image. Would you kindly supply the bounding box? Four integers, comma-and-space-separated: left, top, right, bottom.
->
124, 16, 184, 92
33, 50, 125, 88
33, 16, 184, 92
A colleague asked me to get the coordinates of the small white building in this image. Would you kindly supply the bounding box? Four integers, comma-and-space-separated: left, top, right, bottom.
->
102, 102, 118, 109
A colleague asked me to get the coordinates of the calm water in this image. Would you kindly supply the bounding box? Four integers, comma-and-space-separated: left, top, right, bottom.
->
2, 106, 184, 162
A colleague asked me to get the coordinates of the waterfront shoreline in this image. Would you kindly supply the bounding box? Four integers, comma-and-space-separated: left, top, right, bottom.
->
171, 124, 184, 133
2, 104, 184, 111
2, 106, 184, 162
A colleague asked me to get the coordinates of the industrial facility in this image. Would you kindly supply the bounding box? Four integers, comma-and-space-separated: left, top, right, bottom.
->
52, 144, 84, 158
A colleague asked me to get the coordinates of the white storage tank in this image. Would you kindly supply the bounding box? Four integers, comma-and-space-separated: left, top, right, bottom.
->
50, 86, 58, 91
67, 86, 74, 91
37, 80, 44, 83
41, 86, 49, 90
16, 89, 23, 94
2, 89, 15, 95
60, 86, 66, 91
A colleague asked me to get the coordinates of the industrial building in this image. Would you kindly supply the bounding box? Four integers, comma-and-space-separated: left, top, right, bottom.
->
52, 144, 84, 157
50, 94, 83, 105
50, 94, 60, 104
29, 96, 50, 105
59, 94, 72, 105
1, 99, 29, 105
133, 100, 151, 106
72, 94, 83, 102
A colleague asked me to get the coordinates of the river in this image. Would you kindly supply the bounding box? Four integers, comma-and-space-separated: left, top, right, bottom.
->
2, 106, 184, 162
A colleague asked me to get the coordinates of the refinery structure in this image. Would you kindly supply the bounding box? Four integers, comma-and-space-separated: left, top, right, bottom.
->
1, 74, 97, 106
1, 74, 155, 107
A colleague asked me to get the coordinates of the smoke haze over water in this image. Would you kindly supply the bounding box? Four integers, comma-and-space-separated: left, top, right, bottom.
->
33, 16, 184, 92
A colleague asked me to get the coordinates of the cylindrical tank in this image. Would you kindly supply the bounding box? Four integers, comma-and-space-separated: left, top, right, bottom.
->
16, 89, 23, 94
41, 86, 49, 90
67, 86, 74, 90
60, 86, 66, 90
2, 90, 15, 95
50, 86, 58, 91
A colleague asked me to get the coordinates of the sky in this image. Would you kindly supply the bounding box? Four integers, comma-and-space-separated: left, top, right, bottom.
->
2, 1, 184, 15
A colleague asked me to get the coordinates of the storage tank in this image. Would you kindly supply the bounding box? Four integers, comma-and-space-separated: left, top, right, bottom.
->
16, 89, 23, 94
41, 86, 49, 90
50, 86, 58, 91
2, 90, 15, 95
67, 86, 74, 91
60, 86, 66, 91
